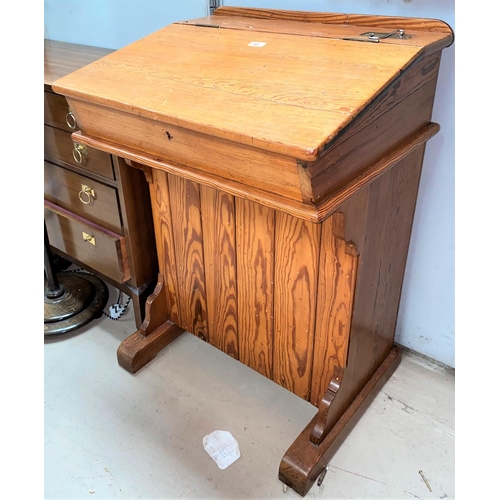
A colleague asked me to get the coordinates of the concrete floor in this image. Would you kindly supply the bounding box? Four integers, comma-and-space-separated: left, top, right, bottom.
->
44, 284, 455, 499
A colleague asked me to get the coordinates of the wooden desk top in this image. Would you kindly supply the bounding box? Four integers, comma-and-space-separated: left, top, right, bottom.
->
51, 9, 452, 161
44, 39, 114, 89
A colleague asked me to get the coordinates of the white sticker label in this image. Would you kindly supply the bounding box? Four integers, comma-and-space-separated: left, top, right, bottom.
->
203, 430, 241, 470
248, 41, 267, 47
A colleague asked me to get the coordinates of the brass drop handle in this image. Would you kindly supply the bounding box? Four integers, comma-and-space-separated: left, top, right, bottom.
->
73, 143, 87, 164
66, 109, 77, 130
82, 232, 96, 245
78, 184, 96, 205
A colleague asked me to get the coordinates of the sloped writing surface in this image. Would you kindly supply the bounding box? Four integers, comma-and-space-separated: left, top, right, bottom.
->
52, 22, 422, 161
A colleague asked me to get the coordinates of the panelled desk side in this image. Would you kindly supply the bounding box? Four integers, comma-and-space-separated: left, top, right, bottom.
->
51, 8, 454, 496
44, 40, 158, 327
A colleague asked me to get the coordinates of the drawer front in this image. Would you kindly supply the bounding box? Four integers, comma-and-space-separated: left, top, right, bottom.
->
44, 91, 76, 131
68, 99, 304, 203
44, 161, 122, 234
44, 125, 115, 180
45, 201, 130, 284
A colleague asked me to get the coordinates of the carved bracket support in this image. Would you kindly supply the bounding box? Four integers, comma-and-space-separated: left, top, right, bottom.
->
308, 212, 358, 444
310, 365, 345, 445
279, 345, 402, 496
117, 273, 185, 373
124, 158, 153, 184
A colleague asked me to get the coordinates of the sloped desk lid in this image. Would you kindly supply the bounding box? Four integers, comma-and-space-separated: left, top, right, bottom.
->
51, 8, 453, 221
51, 9, 452, 162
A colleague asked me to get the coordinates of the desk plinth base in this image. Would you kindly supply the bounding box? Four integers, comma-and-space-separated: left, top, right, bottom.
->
117, 321, 185, 373
117, 274, 185, 373
279, 345, 402, 496
118, 282, 402, 497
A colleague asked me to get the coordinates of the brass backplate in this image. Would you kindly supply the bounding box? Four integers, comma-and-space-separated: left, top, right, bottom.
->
82, 232, 96, 245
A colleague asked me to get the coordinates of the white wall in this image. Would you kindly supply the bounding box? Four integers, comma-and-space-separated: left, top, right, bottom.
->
43, 0, 209, 49
44, 0, 455, 367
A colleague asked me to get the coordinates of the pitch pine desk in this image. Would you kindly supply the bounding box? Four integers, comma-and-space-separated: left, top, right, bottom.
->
52, 7, 453, 496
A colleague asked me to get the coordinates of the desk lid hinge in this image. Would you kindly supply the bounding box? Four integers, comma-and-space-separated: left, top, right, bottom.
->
343, 29, 414, 43
193, 23, 220, 28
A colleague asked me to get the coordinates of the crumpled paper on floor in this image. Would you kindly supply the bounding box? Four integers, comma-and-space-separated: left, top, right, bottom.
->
203, 430, 241, 470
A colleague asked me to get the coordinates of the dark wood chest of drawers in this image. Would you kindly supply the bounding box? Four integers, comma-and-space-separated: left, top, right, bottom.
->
44, 39, 158, 328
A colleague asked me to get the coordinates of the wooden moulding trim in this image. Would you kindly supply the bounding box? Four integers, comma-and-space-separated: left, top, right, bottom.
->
316, 122, 440, 221
213, 7, 454, 36
70, 131, 320, 223
72, 123, 438, 225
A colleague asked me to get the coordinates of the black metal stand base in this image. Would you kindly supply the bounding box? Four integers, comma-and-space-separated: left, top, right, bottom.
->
44, 271, 109, 336
44, 221, 108, 336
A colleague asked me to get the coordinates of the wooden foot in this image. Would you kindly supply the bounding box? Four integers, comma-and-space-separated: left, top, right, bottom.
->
279, 345, 402, 497
117, 273, 185, 373
117, 320, 184, 373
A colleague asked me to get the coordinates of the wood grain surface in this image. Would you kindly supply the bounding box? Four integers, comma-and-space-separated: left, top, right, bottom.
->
149, 170, 181, 325
44, 201, 130, 284
311, 145, 427, 436
200, 185, 239, 358
280, 346, 403, 496
117, 320, 185, 374
44, 91, 75, 132
66, 98, 304, 202
168, 175, 209, 341
44, 39, 113, 88
47, 14, 453, 496
52, 23, 425, 160
308, 51, 442, 201
236, 198, 275, 379
114, 156, 158, 288
140, 174, 367, 402
273, 213, 321, 400
309, 213, 358, 407
45, 40, 160, 329
183, 14, 452, 54
69, 131, 319, 221
213, 7, 453, 34
44, 161, 122, 234
44, 125, 115, 180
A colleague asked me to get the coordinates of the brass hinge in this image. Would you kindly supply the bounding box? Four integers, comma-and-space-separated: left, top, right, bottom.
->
343, 29, 413, 43
193, 23, 219, 28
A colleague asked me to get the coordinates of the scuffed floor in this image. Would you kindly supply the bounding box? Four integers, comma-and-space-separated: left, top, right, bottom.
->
45, 286, 454, 499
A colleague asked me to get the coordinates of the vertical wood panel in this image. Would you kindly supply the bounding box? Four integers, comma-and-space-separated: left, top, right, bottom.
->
329, 147, 426, 419
200, 185, 239, 358
273, 212, 321, 400
309, 213, 358, 407
236, 198, 275, 378
168, 174, 209, 341
150, 170, 181, 325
